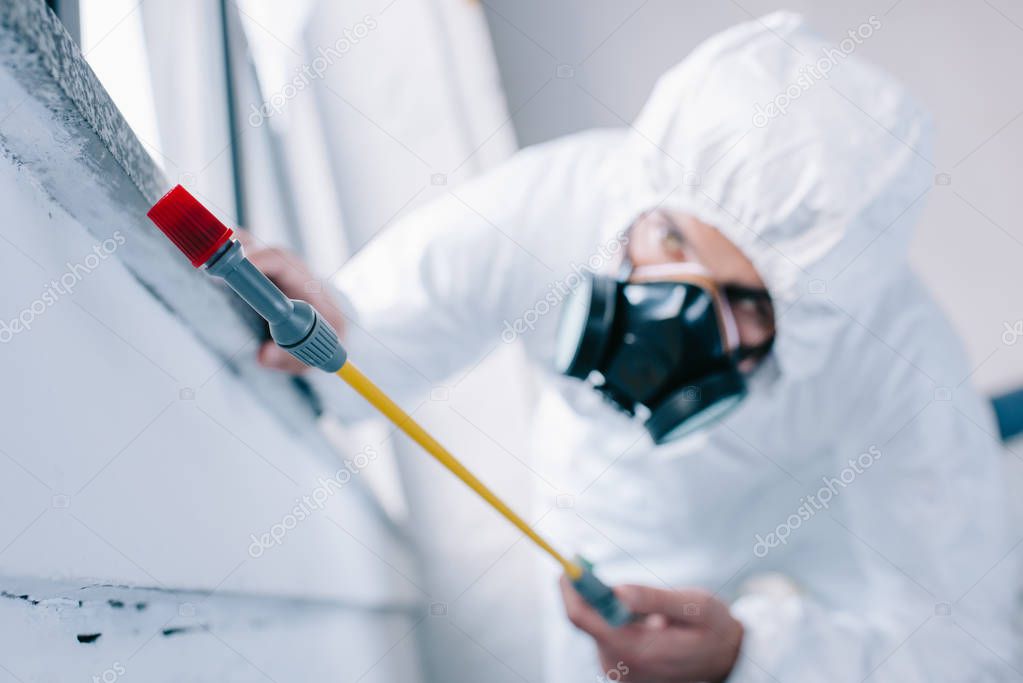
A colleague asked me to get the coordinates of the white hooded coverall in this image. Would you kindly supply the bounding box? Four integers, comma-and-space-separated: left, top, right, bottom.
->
310, 12, 1019, 682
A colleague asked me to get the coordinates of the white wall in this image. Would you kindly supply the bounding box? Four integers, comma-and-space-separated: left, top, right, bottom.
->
482, 0, 1023, 394
0, 3, 422, 679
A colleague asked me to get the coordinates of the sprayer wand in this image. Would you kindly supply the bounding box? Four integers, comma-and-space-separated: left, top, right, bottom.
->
146, 185, 631, 627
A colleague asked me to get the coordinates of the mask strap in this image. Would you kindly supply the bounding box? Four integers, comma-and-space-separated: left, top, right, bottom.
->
722, 284, 772, 305
627, 261, 714, 281
722, 284, 774, 362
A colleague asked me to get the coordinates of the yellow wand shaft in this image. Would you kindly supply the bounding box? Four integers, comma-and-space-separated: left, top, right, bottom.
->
337, 361, 583, 580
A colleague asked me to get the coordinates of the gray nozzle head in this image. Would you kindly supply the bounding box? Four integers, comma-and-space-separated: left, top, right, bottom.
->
571, 556, 633, 627
205, 240, 347, 372
276, 302, 347, 372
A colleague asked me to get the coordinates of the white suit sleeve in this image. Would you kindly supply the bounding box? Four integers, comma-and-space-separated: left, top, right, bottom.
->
305, 142, 574, 422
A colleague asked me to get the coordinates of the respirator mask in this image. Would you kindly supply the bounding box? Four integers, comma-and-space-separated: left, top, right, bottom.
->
554, 259, 772, 444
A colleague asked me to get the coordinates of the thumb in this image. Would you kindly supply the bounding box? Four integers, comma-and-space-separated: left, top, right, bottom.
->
616, 585, 709, 625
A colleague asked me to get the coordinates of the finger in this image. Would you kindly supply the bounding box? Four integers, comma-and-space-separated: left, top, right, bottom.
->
559, 576, 616, 643
616, 585, 710, 625
258, 341, 309, 374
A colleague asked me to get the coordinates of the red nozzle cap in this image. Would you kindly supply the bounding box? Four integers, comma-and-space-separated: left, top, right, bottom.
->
147, 185, 233, 267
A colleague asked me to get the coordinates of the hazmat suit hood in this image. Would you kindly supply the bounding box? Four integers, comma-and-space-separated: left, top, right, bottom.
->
615, 10, 933, 382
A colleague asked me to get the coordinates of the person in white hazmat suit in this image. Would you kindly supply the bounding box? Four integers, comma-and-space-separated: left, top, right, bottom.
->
247, 12, 1018, 683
